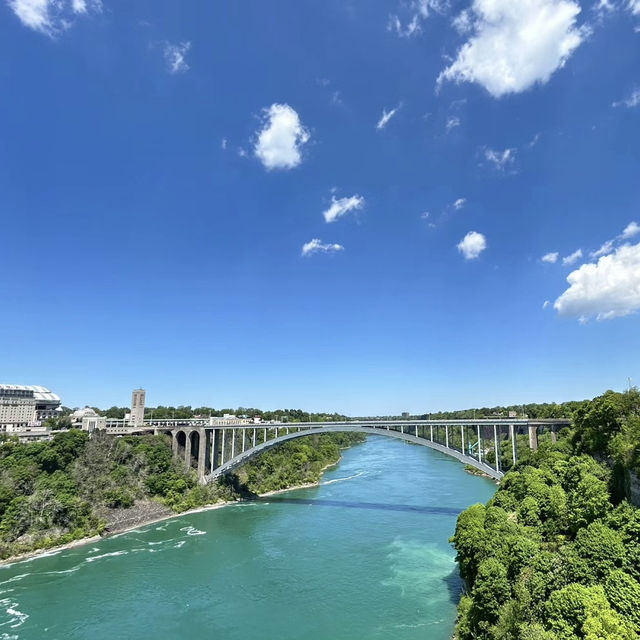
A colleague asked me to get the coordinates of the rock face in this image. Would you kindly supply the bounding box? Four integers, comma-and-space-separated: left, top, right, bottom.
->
630, 471, 640, 507
101, 501, 174, 535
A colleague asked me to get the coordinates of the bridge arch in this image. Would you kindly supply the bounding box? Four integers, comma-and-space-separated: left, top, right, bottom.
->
202, 425, 503, 484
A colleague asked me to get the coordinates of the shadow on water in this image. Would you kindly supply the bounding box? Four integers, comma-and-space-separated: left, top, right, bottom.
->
256, 497, 463, 516
443, 564, 464, 606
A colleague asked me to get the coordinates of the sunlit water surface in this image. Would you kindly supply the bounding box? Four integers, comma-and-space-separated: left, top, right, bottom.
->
0, 436, 496, 640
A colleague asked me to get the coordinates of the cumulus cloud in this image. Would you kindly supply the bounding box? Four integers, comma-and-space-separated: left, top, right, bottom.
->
301, 239, 344, 257
457, 231, 487, 259
542, 252, 559, 263
254, 104, 310, 171
485, 147, 516, 170
164, 41, 191, 74
437, 0, 586, 98
543, 300, 551, 309
453, 198, 466, 210
613, 88, 640, 108
8, 0, 101, 36
376, 105, 401, 130
388, 0, 445, 37
629, 0, 640, 14
554, 242, 640, 320
323, 195, 365, 224
562, 248, 583, 265
622, 221, 640, 239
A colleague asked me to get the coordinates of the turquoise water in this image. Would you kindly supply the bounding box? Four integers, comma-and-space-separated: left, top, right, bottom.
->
0, 437, 496, 640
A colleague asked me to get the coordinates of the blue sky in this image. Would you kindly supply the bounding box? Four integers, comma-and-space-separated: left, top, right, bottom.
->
1, 0, 640, 413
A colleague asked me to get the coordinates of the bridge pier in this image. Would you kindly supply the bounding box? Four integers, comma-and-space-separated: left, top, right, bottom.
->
528, 425, 538, 451
171, 430, 178, 456
510, 424, 517, 466
197, 428, 208, 480
493, 424, 499, 473
477, 425, 482, 464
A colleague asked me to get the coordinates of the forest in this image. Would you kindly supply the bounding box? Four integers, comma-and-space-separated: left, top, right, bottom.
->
452, 389, 640, 640
0, 429, 364, 560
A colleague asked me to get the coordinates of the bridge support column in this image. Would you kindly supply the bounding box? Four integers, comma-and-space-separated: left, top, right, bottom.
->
264, 428, 267, 443
528, 425, 538, 451
242, 429, 246, 453
185, 432, 192, 468
400, 426, 404, 434
461, 425, 465, 455
197, 428, 207, 480
172, 431, 178, 456
211, 429, 220, 472
493, 425, 499, 473
550, 426, 557, 444
231, 429, 236, 459
253, 428, 256, 447
477, 425, 482, 464
445, 425, 449, 448
510, 424, 517, 466
430, 425, 433, 442
221, 430, 226, 465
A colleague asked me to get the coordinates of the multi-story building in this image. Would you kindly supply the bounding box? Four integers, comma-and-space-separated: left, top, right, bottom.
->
130, 389, 146, 427
0, 384, 62, 429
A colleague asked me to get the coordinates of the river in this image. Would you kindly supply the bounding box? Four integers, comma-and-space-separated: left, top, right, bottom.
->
0, 436, 496, 640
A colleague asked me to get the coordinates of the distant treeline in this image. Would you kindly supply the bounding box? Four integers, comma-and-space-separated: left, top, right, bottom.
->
452, 388, 640, 640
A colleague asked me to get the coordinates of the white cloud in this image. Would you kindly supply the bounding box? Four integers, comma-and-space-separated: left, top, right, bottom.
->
421, 211, 431, 219
457, 231, 487, 259
8, 0, 101, 36
562, 248, 583, 265
622, 221, 640, 239
485, 147, 516, 170
254, 104, 310, 171
629, 0, 640, 14
591, 239, 614, 259
376, 105, 401, 130
613, 88, 640, 108
542, 252, 559, 263
388, 0, 445, 37
164, 42, 191, 74
221, 138, 228, 150
437, 0, 586, 98
554, 242, 640, 320
301, 239, 344, 257
446, 116, 461, 131
543, 300, 551, 309
323, 195, 365, 223
453, 198, 466, 210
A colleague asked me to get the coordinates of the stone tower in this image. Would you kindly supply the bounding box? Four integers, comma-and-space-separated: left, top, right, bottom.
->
130, 388, 146, 427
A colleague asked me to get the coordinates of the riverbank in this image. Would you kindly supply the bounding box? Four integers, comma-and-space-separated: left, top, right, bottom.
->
0, 460, 342, 566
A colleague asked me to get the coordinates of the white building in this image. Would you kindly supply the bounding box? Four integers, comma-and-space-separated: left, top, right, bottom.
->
130, 389, 146, 427
0, 384, 62, 429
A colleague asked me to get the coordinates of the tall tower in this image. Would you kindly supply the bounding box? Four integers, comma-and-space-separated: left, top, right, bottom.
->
130, 389, 146, 427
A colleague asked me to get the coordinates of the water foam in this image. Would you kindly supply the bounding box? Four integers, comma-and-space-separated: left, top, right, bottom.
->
85, 550, 128, 563
0, 598, 29, 629
180, 526, 206, 536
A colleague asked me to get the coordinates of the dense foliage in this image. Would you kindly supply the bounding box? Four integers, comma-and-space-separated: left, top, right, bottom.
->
0, 430, 364, 560
452, 389, 640, 640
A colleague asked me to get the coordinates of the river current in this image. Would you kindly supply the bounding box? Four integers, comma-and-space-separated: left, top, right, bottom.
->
0, 436, 496, 640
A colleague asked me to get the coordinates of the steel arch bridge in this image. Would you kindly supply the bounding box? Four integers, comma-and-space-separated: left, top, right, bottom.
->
147, 419, 570, 483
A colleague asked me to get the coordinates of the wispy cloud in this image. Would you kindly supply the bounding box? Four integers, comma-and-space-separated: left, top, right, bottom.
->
484, 147, 516, 171
388, 0, 446, 38
612, 88, 640, 108
254, 104, 310, 171
164, 41, 191, 74
376, 105, 401, 130
302, 239, 344, 257
323, 195, 365, 224
453, 198, 466, 210
541, 252, 559, 264
7, 0, 101, 36
622, 221, 640, 239
562, 249, 583, 266
446, 116, 461, 131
